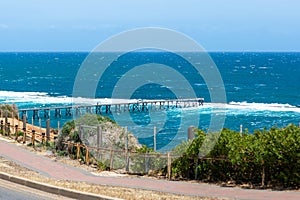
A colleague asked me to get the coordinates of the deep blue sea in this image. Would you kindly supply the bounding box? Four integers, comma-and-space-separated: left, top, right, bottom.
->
0, 52, 299, 151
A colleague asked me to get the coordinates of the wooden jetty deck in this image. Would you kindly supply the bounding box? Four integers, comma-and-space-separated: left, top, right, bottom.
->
19, 98, 204, 120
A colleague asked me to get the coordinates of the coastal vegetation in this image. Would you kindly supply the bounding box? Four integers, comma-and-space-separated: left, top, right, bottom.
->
56, 114, 140, 167
57, 114, 300, 189
1, 109, 299, 189
171, 124, 300, 188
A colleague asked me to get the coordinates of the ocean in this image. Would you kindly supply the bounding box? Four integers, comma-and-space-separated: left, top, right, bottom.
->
0, 52, 299, 151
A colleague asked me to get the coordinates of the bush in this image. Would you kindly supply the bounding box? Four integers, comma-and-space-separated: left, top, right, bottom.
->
97, 161, 110, 171
170, 124, 300, 188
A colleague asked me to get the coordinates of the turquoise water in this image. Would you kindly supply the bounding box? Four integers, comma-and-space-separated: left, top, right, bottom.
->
0, 52, 299, 150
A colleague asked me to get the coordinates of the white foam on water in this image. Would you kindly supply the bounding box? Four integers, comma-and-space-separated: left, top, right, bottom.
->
227, 101, 300, 113
0, 90, 299, 114
183, 102, 300, 116
193, 102, 300, 114
0, 91, 164, 107
0, 91, 72, 105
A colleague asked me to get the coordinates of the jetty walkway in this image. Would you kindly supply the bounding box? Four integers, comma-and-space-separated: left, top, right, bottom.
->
19, 98, 204, 120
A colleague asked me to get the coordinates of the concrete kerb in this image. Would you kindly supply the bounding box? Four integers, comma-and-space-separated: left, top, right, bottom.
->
0, 172, 122, 200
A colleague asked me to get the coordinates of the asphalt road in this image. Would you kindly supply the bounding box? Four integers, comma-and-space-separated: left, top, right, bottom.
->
0, 178, 74, 200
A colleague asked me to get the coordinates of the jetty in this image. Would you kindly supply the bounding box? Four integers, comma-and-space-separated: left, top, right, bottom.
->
19, 98, 204, 120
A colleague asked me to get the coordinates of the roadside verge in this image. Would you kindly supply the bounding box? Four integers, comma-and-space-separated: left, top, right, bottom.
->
0, 172, 121, 200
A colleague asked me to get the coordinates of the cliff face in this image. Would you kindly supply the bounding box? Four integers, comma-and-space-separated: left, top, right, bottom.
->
0, 104, 18, 119
57, 114, 140, 152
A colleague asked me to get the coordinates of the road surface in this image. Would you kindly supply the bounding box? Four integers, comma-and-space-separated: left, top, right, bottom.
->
0, 178, 74, 200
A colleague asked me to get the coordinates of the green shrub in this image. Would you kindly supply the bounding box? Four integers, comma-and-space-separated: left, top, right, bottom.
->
97, 161, 110, 171
170, 124, 300, 188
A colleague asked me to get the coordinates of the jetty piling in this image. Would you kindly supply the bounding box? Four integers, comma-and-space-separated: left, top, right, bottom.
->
18, 98, 204, 120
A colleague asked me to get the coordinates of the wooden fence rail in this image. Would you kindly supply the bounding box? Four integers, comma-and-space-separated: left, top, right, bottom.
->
0, 119, 57, 145
62, 141, 230, 180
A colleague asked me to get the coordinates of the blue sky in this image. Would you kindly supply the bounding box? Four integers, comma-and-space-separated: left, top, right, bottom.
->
0, 0, 299, 51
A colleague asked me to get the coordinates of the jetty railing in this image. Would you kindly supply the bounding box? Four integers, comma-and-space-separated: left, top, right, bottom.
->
18, 98, 204, 120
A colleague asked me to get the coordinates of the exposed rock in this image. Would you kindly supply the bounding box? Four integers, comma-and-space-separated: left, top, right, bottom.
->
45, 150, 54, 157
0, 104, 19, 119
57, 114, 140, 152
17, 136, 23, 143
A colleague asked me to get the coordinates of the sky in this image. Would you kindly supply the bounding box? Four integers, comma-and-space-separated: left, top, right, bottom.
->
0, 0, 300, 52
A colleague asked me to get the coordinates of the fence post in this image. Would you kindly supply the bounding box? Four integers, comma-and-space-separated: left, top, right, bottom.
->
22, 128, 26, 144
46, 119, 50, 142
195, 157, 199, 180
7, 122, 10, 137
144, 152, 149, 174
22, 114, 27, 144
78, 124, 83, 139
85, 146, 89, 165
262, 160, 265, 187
96, 125, 100, 149
0, 120, 3, 134
76, 143, 80, 160
109, 146, 114, 171
32, 130, 35, 147
41, 132, 45, 144
153, 126, 156, 151
124, 127, 128, 153
15, 125, 18, 140
97, 125, 102, 160
5, 111, 8, 124
31, 116, 34, 131
4, 121, 7, 136
124, 127, 129, 172
12, 112, 14, 127
22, 114, 26, 129
39, 118, 42, 134
167, 152, 171, 180
17, 113, 20, 131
